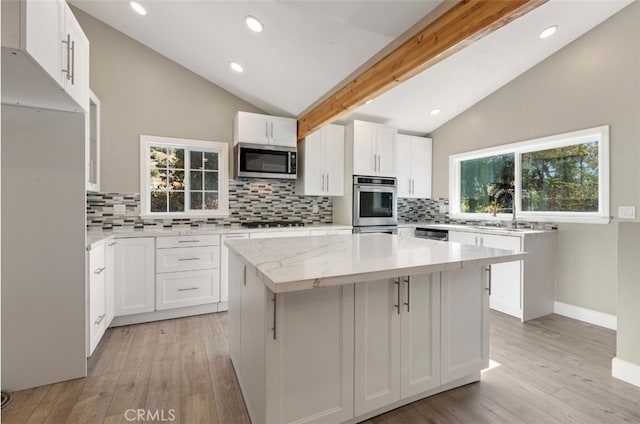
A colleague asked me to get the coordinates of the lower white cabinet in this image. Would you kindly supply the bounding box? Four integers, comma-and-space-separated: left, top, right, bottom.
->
88, 241, 107, 356
440, 267, 489, 384
448, 230, 555, 321
114, 237, 155, 316
220, 233, 250, 310
156, 235, 220, 311
354, 273, 440, 415
105, 240, 116, 326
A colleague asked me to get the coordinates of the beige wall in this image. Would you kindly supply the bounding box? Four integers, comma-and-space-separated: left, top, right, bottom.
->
430, 2, 640, 316
73, 7, 263, 193
617, 223, 640, 368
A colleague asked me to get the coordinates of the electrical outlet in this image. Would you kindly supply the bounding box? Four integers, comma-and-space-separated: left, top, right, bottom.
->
618, 206, 636, 219
113, 204, 126, 215
312, 205, 319, 214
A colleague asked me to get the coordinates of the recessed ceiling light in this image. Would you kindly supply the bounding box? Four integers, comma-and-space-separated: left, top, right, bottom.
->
245, 16, 263, 33
539, 25, 558, 39
130, 1, 147, 16
430, 108, 441, 116
230, 62, 244, 73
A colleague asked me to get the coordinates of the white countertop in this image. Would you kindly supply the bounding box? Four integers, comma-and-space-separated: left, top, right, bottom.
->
225, 233, 527, 293
86, 224, 353, 248
399, 222, 555, 236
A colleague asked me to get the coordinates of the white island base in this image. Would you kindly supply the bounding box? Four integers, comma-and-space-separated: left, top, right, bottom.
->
225, 234, 520, 424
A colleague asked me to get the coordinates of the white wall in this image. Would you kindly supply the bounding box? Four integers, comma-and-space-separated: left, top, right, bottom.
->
72, 7, 264, 193
1, 105, 87, 391
429, 2, 640, 316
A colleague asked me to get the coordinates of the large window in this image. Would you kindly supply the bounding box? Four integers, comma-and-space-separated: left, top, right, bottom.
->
140, 135, 229, 218
449, 126, 609, 223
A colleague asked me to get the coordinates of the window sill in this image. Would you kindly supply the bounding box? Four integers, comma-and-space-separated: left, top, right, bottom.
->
140, 211, 230, 220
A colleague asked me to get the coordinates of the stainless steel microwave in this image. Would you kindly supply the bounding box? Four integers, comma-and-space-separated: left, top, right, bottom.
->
234, 143, 297, 179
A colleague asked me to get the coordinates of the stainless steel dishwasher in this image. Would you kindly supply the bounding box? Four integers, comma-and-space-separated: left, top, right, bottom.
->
415, 227, 449, 241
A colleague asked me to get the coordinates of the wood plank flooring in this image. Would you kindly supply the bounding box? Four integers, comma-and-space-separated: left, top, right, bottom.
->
3, 311, 639, 423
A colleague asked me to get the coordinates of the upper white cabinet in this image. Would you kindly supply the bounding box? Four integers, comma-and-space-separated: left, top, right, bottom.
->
448, 230, 556, 321
397, 135, 432, 198
295, 124, 345, 196
87, 90, 100, 192
114, 237, 155, 316
1, 0, 90, 112
233, 111, 297, 147
348, 120, 397, 177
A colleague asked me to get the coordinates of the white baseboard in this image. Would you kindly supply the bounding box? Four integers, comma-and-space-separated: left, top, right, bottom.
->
612, 357, 640, 388
554, 301, 617, 330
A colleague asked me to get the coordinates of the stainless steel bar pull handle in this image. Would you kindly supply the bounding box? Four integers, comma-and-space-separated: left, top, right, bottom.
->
177, 287, 199, 292
178, 240, 200, 243
271, 122, 274, 138
485, 266, 492, 295
326, 174, 329, 192
178, 257, 200, 262
272, 294, 277, 340
243, 265, 247, 287
94, 314, 105, 325
94, 267, 105, 275
62, 34, 71, 80
108, 241, 118, 247
321, 173, 325, 192
404, 276, 411, 312
70, 40, 75, 84
394, 278, 400, 315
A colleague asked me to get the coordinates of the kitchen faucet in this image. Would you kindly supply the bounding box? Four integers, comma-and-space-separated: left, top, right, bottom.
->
493, 188, 517, 228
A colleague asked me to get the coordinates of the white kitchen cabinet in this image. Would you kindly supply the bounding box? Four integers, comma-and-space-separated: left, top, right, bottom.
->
448, 230, 555, 321
398, 227, 416, 238
440, 267, 489, 384
114, 237, 155, 316
87, 90, 100, 192
229, 251, 355, 424
397, 135, 432, 198
354, 273, 440, 415
350, 120, 397, 177
1, 0, 89, 112
233, 111, 297, 147
88, 240, 107, 356
156, 235, 220, 311
295, 124, 345, 196
220, 233, 250, 310
105, 240, 116, 326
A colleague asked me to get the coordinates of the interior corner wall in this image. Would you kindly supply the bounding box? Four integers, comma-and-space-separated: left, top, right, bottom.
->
72, 7, 264, 193
429, 2, 640, 316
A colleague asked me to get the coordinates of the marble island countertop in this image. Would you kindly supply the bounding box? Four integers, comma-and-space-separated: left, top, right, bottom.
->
225, 233, 527, 294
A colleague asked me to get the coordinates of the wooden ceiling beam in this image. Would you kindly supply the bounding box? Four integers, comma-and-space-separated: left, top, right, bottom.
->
296, 0, 548, 141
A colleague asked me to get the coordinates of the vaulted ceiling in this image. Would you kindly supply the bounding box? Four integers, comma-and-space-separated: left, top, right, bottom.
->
71, 0, 633, 135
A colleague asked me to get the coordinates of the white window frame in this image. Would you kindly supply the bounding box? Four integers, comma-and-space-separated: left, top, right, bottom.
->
449, 125, 610, 224
140, 135, 229, 218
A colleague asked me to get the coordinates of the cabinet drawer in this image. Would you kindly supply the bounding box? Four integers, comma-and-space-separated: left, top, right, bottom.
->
156, 269, 220, 310
156, 234, 219, 249
156, 246, 219, 273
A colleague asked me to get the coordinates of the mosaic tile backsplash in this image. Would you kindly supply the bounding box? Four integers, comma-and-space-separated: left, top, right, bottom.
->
397, 198, 451, 223
87, 179, 333, 229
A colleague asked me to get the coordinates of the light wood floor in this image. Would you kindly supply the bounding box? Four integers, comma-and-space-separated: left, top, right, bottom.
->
3, 311, 640, 424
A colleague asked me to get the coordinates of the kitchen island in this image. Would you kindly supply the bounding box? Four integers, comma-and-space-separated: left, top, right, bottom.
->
226, 234, 525, 424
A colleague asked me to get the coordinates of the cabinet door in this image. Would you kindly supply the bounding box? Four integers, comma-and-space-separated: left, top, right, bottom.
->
62, 4, 89, 112
105, 240, 116, 326
410, 137, 432, 198
376, 125, 397, 177
234, 111, 270, 145
354, 279, 401, 415
87, 91, 100, 192
23, 0, 65, 85
480, 234, 523, 318
396, 135, 412, 197
89, 242, 107, 355
265, 285, 354, 424
324, 124, 345, 196
221, 233, 250, 305
352, 121, 377, 176
227, 252, 245, 376
155, 269, 220, 310
269, 116, 297, 147
114, 238, 155, 316
400, 273, 441, 398
300, 130, 324, 195
440, 267, 489, 384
